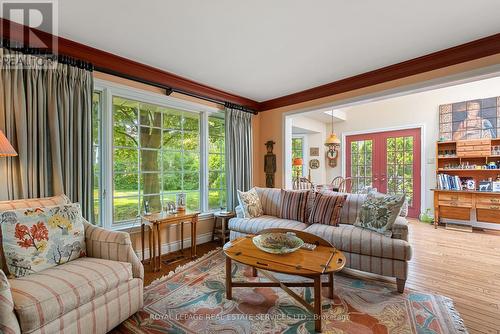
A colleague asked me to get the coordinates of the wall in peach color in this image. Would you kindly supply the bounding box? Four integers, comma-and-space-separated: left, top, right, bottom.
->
253, 54, 500, 189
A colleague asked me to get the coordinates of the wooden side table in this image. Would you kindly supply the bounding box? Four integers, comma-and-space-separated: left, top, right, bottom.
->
141, 211, 199, 272
212, 211, 235, 246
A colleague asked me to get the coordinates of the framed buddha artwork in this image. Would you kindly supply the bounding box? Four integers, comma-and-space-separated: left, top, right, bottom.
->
439, 97, 500, 141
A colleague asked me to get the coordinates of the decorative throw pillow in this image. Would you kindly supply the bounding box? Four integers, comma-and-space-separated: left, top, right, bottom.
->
279, 190, 310, 223
237, 188, 264, 218
308, 192, 347, 226
0, 204, 86, 278
355, 192, 406, 237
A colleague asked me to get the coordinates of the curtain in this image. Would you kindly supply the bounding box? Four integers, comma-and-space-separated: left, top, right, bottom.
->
0, 48, 93, 219
225, 107, 253, 210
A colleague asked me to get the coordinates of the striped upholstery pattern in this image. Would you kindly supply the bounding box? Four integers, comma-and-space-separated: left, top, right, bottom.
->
0, 195, 71, 211
279, 190, 309, 223
304, 223, 412, 261
9, 257, 134, 333
254, 187, 281, 216
308, 193, 346, 226
343, 252, 408, 279
339, 193, 368, 225
228, 215, 308, 235
0, 270, 20, 334
28, 278, 142, 334
83, 221, 144, 280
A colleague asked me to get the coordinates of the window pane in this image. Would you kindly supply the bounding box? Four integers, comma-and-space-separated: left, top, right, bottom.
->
140, 127, 162, 149
139, 103, 162, 128
141, 194, 161, 213
114, 148, 138, 173
113, 97, 138, 126
183, 131, 199, 151
183, 112, 200, 131
162, 151, 182, 171
113, 197, 138, 222
209, 153, 223, 171
163, 172, 182, 191
184, 152, 200, 171
163, 130, 182, 150
114, 123, 138, 147
185, 191, 200, 211
208, 113, 226, 210
163, 109, 182, 129
183, 172, 199, 191
140, 149, 161, 172
114, 174, 138, 197
140, 173, 161, 195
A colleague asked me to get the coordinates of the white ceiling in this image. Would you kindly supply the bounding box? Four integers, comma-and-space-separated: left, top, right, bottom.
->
52, 0, 500, 101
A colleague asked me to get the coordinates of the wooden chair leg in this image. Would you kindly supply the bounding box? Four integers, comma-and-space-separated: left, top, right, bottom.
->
396, 278, 406, 293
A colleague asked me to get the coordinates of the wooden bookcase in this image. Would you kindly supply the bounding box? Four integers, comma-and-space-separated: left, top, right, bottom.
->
433, 139, 500, 230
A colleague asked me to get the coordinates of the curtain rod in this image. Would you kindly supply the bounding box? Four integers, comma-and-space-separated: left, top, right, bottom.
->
95, 67, 258, 115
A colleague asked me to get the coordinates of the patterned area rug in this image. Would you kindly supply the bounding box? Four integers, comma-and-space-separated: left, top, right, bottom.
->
115, 249, 467, 333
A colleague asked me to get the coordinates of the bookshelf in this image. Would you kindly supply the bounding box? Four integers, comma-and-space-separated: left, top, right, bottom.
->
433, 139, 500, 231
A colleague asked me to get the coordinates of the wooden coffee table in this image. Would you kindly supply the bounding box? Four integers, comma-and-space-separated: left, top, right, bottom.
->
223, 228, 346, 333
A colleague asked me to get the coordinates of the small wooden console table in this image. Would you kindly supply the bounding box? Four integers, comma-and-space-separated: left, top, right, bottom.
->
224, 228, 345, 333
141, 211, 199, 272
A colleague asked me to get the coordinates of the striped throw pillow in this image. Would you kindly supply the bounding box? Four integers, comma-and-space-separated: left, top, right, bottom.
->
279, 190, 310, 223
308, 193, 347, 226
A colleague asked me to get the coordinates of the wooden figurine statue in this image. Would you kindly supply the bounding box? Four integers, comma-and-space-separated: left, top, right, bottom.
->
264, 140, 276, 188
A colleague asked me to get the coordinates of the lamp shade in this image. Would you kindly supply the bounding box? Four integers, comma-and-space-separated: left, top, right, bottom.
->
292, 157, 303, 166
0, 131, 17, 157
324, 133, 341, 146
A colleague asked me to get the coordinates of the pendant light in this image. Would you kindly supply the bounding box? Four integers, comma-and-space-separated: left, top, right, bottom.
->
325, 110, 341, 147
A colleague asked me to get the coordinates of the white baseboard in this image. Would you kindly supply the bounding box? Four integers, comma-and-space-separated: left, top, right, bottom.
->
135, 232, 214, 259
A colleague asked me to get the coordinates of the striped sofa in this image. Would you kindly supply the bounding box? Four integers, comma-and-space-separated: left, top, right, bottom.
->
0, 195, 143, 334
230, 188, 412, 292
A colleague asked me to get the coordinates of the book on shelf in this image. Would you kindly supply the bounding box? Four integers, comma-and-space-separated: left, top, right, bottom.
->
437, 173, 463, 190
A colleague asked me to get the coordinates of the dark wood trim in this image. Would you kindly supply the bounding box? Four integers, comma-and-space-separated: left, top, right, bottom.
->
259, 33, 500, 111
0, 18, 260, 110
2, 18, 499, 112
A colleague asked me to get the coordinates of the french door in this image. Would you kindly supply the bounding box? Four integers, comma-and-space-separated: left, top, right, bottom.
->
346, 128, 421, 218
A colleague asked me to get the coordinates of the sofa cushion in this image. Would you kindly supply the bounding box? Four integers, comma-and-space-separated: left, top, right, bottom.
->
304, 223, 412, 261
339, 193, 368, 225
308, 193, 346, 226
9, 257, 133, 333
229, 215, 308, 235
255, 187, 281, 217
237, 188, 264, 218
279, 190, 309, 223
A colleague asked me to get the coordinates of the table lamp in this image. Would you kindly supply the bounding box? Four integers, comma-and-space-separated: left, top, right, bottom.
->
0, 130, 17, 157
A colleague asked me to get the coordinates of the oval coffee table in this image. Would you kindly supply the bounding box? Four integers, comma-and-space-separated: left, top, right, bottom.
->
223, 228, 346, 333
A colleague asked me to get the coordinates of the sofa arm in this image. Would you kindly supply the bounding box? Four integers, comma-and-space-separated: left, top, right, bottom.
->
235, 205, 244, 218
0, 270, 21, 334
392, 217, 409, 241
83, 221, 144, 280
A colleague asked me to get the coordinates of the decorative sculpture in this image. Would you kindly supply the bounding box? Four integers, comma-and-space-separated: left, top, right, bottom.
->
264, 140, 277, 188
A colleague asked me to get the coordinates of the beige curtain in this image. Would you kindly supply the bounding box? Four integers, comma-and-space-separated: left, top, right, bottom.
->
0, 49, 93, 219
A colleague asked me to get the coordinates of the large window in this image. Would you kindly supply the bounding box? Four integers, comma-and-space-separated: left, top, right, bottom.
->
92, 92, 102, 225
92, 82, 226, 227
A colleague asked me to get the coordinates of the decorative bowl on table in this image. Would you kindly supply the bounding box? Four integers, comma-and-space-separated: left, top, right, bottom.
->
252, 232, 304, 254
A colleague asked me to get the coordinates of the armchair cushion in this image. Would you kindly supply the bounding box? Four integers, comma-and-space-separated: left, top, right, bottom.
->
0, 270, 20, 334
9, 257, 133, 333
83, 222, 144, 280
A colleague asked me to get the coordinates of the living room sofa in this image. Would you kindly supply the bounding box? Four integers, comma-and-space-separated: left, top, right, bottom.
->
229, 187, 412, 292
0, 196, 143, 334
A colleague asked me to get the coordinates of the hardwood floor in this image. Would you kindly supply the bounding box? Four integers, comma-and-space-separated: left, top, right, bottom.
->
143, 220, 500, 333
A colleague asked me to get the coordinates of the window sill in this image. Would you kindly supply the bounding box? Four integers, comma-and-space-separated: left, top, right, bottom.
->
110, 212, 216, 234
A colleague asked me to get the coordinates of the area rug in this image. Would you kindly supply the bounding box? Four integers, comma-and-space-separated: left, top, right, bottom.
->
114, 249, 467, 334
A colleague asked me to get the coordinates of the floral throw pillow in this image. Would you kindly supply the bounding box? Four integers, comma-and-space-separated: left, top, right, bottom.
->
0, 204, 86, 278
354, 192, 406, 237
237, 188, 264, 218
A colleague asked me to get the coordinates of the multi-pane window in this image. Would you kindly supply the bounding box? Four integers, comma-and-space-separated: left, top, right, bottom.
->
292, 137, 304, 178
387, 136, 414, 205
92, 92, 102, 225
208, 113, 226, 210
112, 96, 201, 224
350, 140, 373, 193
